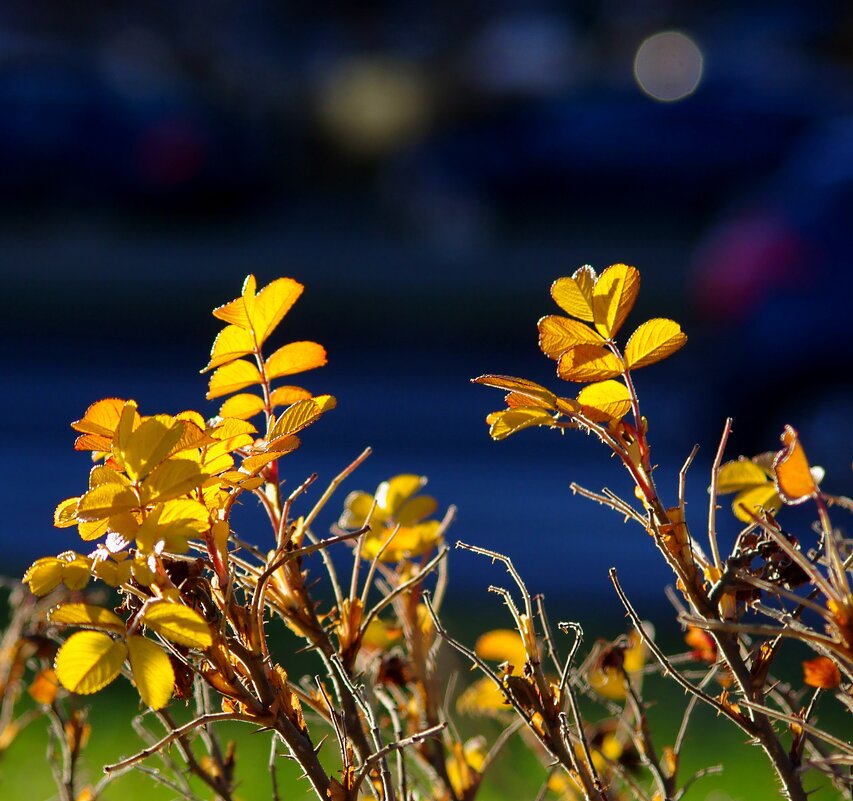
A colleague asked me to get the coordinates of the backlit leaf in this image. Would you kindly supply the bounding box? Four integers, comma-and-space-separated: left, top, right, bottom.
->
54, 498, 80, 528
486, 408, 554, 441
71, 398, 126, 437
376, 475, 423, 515
213, 274, 257, 328
49, 603, 125, 633
143, 602, 212, 648
802, 656, 840, 689
141, 459, 206, 504
472, 375, 557, 409
592, 263, 640, 338
202, 325, 255, 372
269, 386, 312, 408
475, 629, 528, 667
88, 466, 131, 489
55, 631, 126, 695
128, 636, 174, 709
774, 425, 818, 505
252, 277, 305, 346
557, 345, 622, 383
550, 266, 597, 321
76, 483, 138, 522
577, 380, 631, 422
624, 318, 687, 370
218, 393, 266, 421
268, 399, 323, 442
733, 483, 782, 523
23, 558, 64, 596
717, 459, 769, 494
265, 342, 327, 379
74, 433, 113, 452
206, 359, 263, 400
115, 416, 186, 482
537, 315, 604, 360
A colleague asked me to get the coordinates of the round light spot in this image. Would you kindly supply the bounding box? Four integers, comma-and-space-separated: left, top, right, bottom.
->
634, 31, 703, 102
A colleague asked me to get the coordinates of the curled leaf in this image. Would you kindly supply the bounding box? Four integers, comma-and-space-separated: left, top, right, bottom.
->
774, 425, 818, 505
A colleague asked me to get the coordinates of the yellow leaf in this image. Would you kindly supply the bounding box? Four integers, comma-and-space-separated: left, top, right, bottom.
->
136, 500, 209, 553
339, 491, 374, 529
457, 677, 508, 715
76, 483, 138, 522
251, 277, 305, 346
362, 521, 442, 562
375, 474, 423, 515
733, 483, 782, 523
88, 466, 131, 489
143, 602, 212, 648
202, 325, 256, 372
592, 263, 640, 338
212, 274, 256, 328
268, 399, 323, 443
577, 380, 631, 422
537, 315, 604, 360
475, 629, 528, 668
128, 636, 175, 709
115, 416, 186, 482
73, 433, 113, 452
240, 450, 291, 475
311, 394, 337, 412
269, 386, 312, 408
23, 558, 64, 596
91, 558, 132, 587
265, 341, 327, 379
54, 498, 80, 528
218, 393, 266, 421
49, 603, 125, 633
206, 359, 263, 400
557, 345, 623, 382
62, 554, 93, 590
774, 425, 818, 505
472, 375, 557, 409
717, 459, 769, 494
550, 266, 597, 321
396, 494, 438, 526
55, 631, 126, 695
141, 459, 206, 504
624, 318, 687, 370
486, 408, 554, 440
71, 398, 127, 437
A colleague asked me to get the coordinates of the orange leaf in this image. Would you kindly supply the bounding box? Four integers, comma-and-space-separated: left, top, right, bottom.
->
557, 345, 622, 383
265, 341, 327, 379
773, 425, 818, 504
71, 398, 127, 437
486, 408, 554, 440
550, 266, 596, 321
592, 263, 640, 338
206, 359, 263, 400
802, 656, 840, 689
472, 375, 557, 409
537, 315, 603, 360
202, 325, 255, 372
623, 318, 687, 370
218, 393, 266, 421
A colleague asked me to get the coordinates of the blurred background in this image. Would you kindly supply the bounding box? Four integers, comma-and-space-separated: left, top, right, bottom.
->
2, 0, 852, 611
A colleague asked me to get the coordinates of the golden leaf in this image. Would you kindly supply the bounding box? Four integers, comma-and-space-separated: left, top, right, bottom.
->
624, 318, 687, 370
141, 459, 206, 504
576, 380, 631, 422
76, 483, 138, 522
486, 408, 554, 440
218, 393, 266, 421
268, 399, 324, 443
472, 375, 557, 409
206, 359, 263, 400
550, 266, 597, 321
557, 345, 622, 383
48, 603, 125, 633
717, 459, 769, 494
55, 631, 126, 695
265, 341, 327, 379
71, 398, 127, 437
114, 415, 186, 482
213, 275, 304, 347
475, 629, 528, 669
143, 601, 212, 648
537, 315, 603, 360
202, 325, 256, 372
54, 497, 80, 528
774, 425, 818, 505
269, 385, 312, 408
28, 669, 60, 705
592, 263, 640, 338
128, 635, 175, 709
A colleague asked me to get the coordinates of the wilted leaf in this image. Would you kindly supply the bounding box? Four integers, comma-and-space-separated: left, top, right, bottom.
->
265, 341, 327, 379
537, 315, 603, 360
802, 656, 840, 689
55, 631, 126, 695
48, 603, 125, 633
557, 345, 622, 382
550, 266, 597, 321
206, 359, 263, 400
774, 425, 818, 505
128, 635, 175, 709
592, 263, 640, 338
577, 380, 631, 422
143, 602, 212, 648
624, 318, 687, 370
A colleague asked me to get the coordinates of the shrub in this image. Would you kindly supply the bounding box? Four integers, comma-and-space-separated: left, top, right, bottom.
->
4, 268, 850, 801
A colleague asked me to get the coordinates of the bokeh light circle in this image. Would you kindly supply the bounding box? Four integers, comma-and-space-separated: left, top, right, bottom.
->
634, 31, 703, 102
